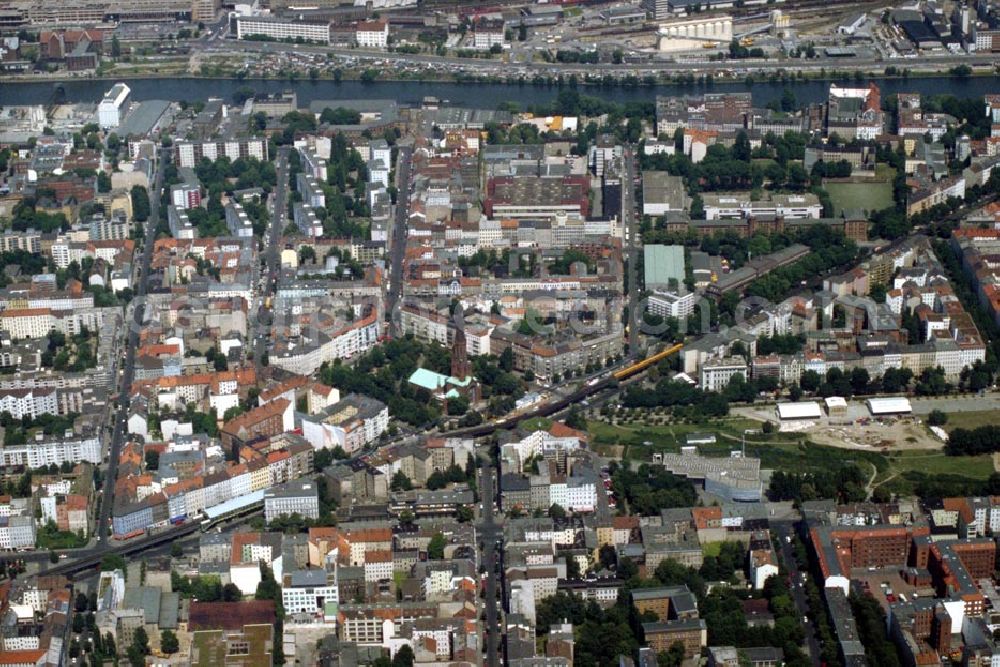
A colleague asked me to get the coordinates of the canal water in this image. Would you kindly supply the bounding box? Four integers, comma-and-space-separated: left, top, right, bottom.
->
2, 76, 1000, 109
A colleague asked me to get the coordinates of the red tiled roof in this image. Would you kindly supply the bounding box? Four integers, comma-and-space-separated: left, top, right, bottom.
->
0, 650, 47, 665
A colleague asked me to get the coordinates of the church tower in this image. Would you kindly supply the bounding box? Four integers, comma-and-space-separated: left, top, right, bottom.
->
451, 310, 470, 380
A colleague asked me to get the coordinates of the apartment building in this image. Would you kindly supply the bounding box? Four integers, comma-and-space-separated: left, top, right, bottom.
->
300, 394, 389, 453
1, 436, 102, 468
264, 478, 320, 522
355, 20, 388, 49
699, 356, 748, 392
173, 139, 268, 169
0, 308, 55, 339
0, 387, 58, 419
0, 515, 36, 550
281, 568, 339, 615
235, 16, 331, 44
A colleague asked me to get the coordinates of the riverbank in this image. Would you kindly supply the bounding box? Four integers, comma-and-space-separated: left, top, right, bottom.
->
2, 63, 995, 87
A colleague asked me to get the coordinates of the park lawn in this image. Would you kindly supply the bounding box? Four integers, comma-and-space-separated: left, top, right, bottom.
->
36, 525, 87, 550
880, 450, 995, 481
943, 410, 1000, 432
520, 417, 554, 432
587, 419, 759, 452
702, 541, 723, 557
824, 180, 894, 216
874, 163, 897, 180
589, 419, 892, 476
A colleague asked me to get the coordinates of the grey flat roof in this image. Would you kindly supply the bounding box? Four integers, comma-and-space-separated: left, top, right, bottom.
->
123, 586, 161, 625
265, 478, 319, 500
118, 99, 170, 137
642, 618, 707, 632
644, 244, 685, 288
290, 569, 328, 587
159, 592, 180, 630
642, 172, 688, 209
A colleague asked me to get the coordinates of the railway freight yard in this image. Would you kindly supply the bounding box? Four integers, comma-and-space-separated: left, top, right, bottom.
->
4, 0, 1000, 82
190, 0, 1000, 83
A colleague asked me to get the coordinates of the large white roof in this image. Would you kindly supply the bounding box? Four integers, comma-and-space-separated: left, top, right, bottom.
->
866, 397, 912, 415
776, 402, 822, 420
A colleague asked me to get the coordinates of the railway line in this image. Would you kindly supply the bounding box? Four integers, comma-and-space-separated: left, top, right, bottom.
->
21, 340, 684, 576
443, 343, 684, 438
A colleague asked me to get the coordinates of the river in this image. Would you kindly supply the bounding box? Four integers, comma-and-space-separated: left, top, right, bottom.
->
2, 75, 1000, 109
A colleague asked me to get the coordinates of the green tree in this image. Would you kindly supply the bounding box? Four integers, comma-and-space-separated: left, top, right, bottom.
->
428, 532, 446, 559
549, 503, 567, 520
223, 583, 243, 601
222, 404, 245, 421
658, 641, 686, 667
447, 396, 470, 416
101, 554, 126, 572
160, 630, 179, 654
254, 563, 280, 601
127, 627, 149, 667
392, 645, 415, 667
690, 193, 705, 220
564, 408, 586, 431
426, 470, 449, 490
800, 370, 821, 392
391, 471, 412, 492
927, 409, 948, 426
598, 544, 617, 570
130, 185, 150, 222
298, 245, 316, 264
499, 347, 514, 372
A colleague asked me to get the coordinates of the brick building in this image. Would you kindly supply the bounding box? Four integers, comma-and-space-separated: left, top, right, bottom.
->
220, 398, 291, 456
642, 618, 708, 657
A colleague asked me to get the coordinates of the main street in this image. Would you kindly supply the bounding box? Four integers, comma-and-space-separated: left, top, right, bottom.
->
252, 145, 288, 371
623, 146, 641, 360
771, 520, 823, 665
387, 146, 413, 337
95, 147, 169, 543
479, 462, 503, 667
